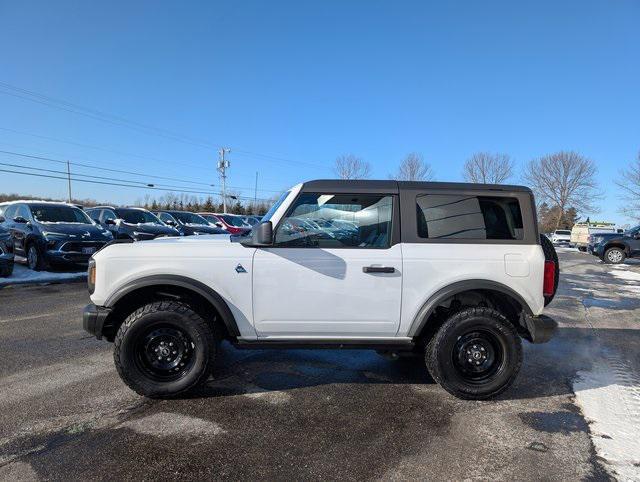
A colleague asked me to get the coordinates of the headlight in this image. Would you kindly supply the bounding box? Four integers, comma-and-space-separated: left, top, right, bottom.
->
88, 258, 96, 294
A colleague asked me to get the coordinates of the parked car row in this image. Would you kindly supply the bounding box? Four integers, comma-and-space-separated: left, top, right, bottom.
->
0, 199, 260, 274
589, 225, 640, 264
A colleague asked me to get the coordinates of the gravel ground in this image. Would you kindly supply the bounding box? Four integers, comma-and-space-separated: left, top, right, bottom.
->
0, 250, 637, 480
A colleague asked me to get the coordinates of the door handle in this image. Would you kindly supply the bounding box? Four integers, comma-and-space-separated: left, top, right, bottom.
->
363, 266, 395, 273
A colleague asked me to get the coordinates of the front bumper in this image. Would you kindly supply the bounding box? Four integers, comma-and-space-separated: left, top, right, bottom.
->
83, 304, 113, 339
44, 241, 108, 266
521, 314, 557, 344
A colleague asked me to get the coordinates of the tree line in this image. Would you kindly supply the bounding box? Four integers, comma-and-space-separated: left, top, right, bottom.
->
333, 150, 640, 231
4, 149, 640, 231
132, 192, 272, 216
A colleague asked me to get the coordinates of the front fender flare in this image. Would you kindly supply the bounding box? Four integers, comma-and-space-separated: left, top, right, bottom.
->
104, 274, 240, 337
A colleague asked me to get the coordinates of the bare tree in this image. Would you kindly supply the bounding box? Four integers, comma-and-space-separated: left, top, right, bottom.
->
391, 152, 434, 181
463, 152, 514, 184
333, 154, 371, 179
522, 151, 599, 230
615, 151, 640, 220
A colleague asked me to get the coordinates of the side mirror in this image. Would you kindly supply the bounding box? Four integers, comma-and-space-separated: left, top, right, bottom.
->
13, 216, 27, 224
105, 219, 116, 226
634, 233, 640, 240
0, 215, 4, 223
242, 221, 273, 247
215, 222, 223, 228
165, 220, 177, 226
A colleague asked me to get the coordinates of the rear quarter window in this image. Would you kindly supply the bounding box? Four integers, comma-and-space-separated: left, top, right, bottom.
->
416, 194, 524, 240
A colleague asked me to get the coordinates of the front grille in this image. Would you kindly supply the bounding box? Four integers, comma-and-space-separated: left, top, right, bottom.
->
60, 241, 107, 252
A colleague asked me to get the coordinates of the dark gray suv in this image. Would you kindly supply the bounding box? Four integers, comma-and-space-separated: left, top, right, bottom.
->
86, 206, 179, 241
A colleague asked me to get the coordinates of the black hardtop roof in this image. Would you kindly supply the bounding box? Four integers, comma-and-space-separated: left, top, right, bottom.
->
301, 179, 532, 194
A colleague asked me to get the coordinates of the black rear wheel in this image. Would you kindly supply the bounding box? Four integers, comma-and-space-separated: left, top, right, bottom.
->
425, 307, 522, 400
114, 301, 216, 398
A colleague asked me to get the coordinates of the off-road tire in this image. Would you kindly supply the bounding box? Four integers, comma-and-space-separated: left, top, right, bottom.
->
425, 307, 523, 400
604, 247, 626, 264
540, 234, 559, 306
26, 244, 46, 271
114, 300, 216, 398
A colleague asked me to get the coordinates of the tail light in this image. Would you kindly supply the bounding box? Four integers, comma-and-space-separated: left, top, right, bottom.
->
543, 261, 555, 296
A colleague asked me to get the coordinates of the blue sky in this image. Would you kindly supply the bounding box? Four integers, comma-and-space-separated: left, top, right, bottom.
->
0, 0, 638, 223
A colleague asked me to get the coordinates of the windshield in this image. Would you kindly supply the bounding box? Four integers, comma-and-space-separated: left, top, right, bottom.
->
30, 205, 93, 224
626, 225, 640, 235
221, 215, 247, 227
172, 212, 209, 225
262, 191, 290, 222
118, 209, 162, 225
200, 214, 220, 224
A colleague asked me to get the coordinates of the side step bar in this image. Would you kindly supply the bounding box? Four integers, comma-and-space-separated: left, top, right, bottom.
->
234, 338, 415, 351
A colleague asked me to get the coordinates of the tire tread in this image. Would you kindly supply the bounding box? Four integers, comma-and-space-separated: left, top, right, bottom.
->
425, 307, 523, 400
113, 300, 215, 398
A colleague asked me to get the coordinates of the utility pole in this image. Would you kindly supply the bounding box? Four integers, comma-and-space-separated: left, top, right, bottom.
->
217, 148, 231, 213
254, 171, 258, 212
66, 161, 72, 203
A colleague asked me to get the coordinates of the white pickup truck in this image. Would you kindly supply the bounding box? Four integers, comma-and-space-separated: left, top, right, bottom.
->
83, 180, 558, 400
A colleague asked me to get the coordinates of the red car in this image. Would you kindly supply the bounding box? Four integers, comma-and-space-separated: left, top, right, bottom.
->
198, 213, 251, 235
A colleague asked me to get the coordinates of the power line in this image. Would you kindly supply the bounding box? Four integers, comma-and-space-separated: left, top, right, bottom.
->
0, 80, 331, 170
0, 126, 216, 172
0, 160, 208, 191
0, 148, 284, 193
0, 165, 272, 201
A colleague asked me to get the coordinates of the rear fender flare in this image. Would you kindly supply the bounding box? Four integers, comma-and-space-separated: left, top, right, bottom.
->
408, 279, 534, 337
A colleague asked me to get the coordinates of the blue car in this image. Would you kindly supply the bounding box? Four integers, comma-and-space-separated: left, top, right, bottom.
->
0, 201, 113, 271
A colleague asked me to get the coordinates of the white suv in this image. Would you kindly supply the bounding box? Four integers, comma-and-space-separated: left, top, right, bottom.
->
550, 229, 571, 245
84, 180, 558, 400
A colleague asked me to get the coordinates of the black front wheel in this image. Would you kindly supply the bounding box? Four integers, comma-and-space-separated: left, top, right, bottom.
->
114, 301, 217, 398
425, 307, 522, 400
26, 244, 46, 271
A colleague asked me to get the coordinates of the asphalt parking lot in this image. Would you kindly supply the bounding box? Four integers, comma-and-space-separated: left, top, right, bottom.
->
0, 249, 639, 481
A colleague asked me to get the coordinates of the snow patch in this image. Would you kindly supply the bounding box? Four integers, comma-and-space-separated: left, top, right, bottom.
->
0, 264, 85, 287
242, 384, 291, 404
573, 357, 640, 480
122, 412, 225, 438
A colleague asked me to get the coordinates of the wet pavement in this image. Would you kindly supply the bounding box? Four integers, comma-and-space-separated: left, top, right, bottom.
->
0, 250, 638, 480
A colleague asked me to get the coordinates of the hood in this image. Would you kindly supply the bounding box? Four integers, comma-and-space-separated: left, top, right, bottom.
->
146, 233, 231, 245
37, 222, 109, 239
181, 224, 227, 234
121, 222, 178, 235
